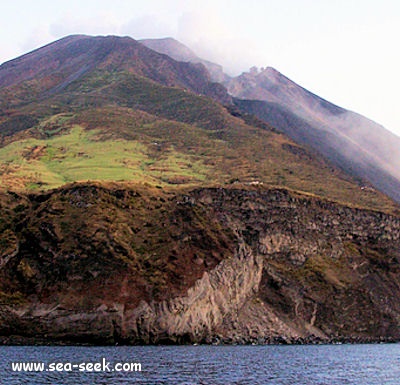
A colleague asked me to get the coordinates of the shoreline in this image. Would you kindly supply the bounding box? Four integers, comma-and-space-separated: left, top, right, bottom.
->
1, 335, 399, 347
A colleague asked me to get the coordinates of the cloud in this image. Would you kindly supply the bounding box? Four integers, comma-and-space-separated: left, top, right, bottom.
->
176, 11, 268, 75
20, 26, 54, 53
49, 12, 121, 38
0, 43, 22, 64
49, 12, 176, 42
13, 5, 267, 76
121, 15, 176, 39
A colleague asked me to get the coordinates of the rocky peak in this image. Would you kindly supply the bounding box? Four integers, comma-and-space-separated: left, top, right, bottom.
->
140, 37, 229, 83
139, 37, 199, 62
0, 34, 233, 106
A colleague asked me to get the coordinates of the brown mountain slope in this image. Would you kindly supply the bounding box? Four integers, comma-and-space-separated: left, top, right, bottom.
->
124, 36, 400, 205
228, 67, 400, 203
0, 34, 231, 109
0, 35, 396, 212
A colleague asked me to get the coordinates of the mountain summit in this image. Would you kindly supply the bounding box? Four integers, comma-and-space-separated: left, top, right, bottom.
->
140, 37, 228, 83
135, 37, 400, 203
0, 34, 230, 106
2, 33, 390, 210
0, 35, 400, 345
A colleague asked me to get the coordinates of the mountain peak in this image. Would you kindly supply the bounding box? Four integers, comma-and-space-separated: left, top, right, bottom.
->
0, 34, 234, 104
0, 34, 139, 89
262, 66, 284, 80
255, 67, 295, 87
139, 37, 198, 62
140, 37, 229, 83
235, 66, 288, 86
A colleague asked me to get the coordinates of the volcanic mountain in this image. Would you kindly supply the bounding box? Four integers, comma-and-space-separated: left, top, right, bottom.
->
1, 34, 389, 210
0, 35, 400, 345
144, 38, 400, 204
228, 67, 400, 203
0, 34, 230, 106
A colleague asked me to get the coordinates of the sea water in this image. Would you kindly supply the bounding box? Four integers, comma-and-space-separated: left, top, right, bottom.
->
1, 343, 399, 384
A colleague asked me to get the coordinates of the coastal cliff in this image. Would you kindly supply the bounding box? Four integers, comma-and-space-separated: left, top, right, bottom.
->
1, 184, 400, 344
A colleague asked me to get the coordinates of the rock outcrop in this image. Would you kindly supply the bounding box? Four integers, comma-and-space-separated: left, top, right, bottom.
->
122, 242, 262, 343
1, 184, 400, 344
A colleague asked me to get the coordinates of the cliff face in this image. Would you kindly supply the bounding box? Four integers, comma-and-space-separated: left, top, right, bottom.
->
194, 188, 400, 343
1, 185, 400, 344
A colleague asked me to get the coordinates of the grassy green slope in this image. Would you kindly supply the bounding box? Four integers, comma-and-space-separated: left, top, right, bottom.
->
0, 70, 398, 213
13, 70, 231, 130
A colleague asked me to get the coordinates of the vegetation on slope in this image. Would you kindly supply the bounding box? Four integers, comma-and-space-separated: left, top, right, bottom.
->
0, 35, 400, 344
0, 183, 236, 309
0, 61, 397, 213
0, 99, 398, 213
1, 184, 399, 343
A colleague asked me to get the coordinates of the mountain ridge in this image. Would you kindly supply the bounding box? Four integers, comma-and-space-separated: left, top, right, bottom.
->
0, 34, 231, 108
139, 37, 229, 83
141, 37, 400, 203
1, 34, 400, 345
1, 34, 395, 213
226, 66, 400, 202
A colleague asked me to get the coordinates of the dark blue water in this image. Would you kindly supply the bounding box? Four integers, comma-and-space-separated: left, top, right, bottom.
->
1, 344, 399, 384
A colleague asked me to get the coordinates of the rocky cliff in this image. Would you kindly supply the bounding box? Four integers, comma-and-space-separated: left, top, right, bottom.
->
1, 184, 399, 344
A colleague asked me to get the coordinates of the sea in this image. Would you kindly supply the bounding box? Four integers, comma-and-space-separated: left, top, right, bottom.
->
1, 343, 399, 384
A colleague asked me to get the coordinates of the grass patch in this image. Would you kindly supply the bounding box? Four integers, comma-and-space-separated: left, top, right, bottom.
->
0, 291, 26, 305
0, 125, 211, 190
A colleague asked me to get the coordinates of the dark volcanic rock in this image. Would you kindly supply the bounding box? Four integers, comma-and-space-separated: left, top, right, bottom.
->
1, 184, 399, 344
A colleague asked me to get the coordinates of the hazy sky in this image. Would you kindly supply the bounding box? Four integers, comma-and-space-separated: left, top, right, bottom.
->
2, 0, 400, 136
